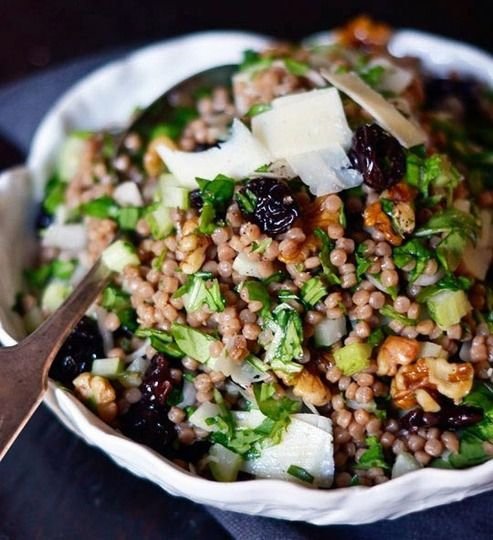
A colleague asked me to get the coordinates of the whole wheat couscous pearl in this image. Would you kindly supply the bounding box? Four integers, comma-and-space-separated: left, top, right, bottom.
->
354, 372, 374, 387
381, 270, 399, 288
330, 248, 347, 266
354, 304, 373, 320
104, 312, 120, 331
338, 376, 351, 391
168, 406, 186, 424
107, 347, 125, 359
178, 426, 196, 445
345, 382, 358, 400
366, 418, 382, 435
355, 386, 373, 403
341, 273, 357, 288
392, 439, 407, 454
408, 434, 425, 452
354, 321, 370, 338
336, 409, 352, 428
336, 237, 355, 253
380, 257, 395, 271
211, 227, 230, 245
417, 319, 434, 335
325, 292, 342, 309
375, 241, 392, 257
348, 421, 365, 441
332, 393, 345, 410
323, 194, 342, 213
304, 256, 321, 269
407, 302, 420, 319
327, 223, 344, 239
335, 472, 352, 488
326, 366, 342, 383
414, 450, 432, 465
242, 323, 261, 340
354, 409, 370, 425
380, 432, 395, 448
369, 291, 385, 309
394, 296, 411, 313
353, 289, 370, 306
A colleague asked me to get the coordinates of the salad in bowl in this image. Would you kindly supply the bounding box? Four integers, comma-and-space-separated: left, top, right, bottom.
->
10, 17, 493, 501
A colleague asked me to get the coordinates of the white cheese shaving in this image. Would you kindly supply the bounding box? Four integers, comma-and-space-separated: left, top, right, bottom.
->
286, 144, 362, 196
251, 87, 353, 158
156, 119, 271, 188
321, 69, 427, 148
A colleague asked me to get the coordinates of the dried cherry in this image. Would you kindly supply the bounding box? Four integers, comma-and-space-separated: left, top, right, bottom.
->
236, 177, 299, 235
49, 316, 104, 387
349, 124, 405, 191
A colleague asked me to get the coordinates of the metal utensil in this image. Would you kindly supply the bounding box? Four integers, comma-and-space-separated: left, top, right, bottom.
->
0, 63, 236, 460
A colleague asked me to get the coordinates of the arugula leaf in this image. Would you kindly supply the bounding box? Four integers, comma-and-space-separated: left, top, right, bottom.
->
42, 174, 66, 215
393, 238, 433, 282
355, 436, 389, 470
101, 284, 138, 332
196, 174, 235, 234
242, 280, 271, 315
415, 208, 479, 242
359, 64, 385, 89
263, 304, 304, 373
314, 228, 341, 286
416, 274, 472, 303
436, 230, 469, 272
174, 272, 225, 313
254, 382, 301, 419
170, 323, 218, 364
134, 327, 183, 357
81, 196, 120, 219
406, 151, 461, 200
301, 276, 328, 307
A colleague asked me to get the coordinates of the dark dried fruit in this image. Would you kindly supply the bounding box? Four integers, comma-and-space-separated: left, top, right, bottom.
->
119, 353, 178, 456
236, 177, 299, 235
140, 354, 174, 407
120, 402, 175, 456
35, 204, 55, 231
425, 77, 481, 116
189, 189, 203, 210
49, 316, 105, 387
400, 402, 484, 432
349, 124, 405, 191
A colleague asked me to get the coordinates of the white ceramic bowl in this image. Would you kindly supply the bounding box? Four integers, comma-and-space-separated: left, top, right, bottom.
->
1, 29, 493, 525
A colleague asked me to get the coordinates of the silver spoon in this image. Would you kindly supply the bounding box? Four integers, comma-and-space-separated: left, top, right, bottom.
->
0, 63, 236, 460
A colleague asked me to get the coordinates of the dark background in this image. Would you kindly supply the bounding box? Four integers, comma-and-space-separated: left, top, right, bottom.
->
1, 0, 493, 84
1, 1, 493, 539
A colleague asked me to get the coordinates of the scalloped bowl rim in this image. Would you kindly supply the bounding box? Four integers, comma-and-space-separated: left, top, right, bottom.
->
6, 29, 493, 524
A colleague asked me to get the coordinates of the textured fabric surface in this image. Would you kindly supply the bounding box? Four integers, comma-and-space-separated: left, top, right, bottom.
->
0, 46, 492, 539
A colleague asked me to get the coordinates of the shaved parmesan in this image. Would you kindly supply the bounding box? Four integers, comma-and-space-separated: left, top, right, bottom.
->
367, 57, 414, 94
42, 224, 87, 251
321, 69, 426, 148
156, 119, 271, 188
251, 88, 353, 158
241, 413, 334, 487
286, 144, 362, 196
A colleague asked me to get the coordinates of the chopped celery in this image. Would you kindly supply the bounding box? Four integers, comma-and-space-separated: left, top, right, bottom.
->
145, 204, 174, 239
57, 131, 91, 182
159, 175, 190, 209
313, 317, 346, 347
41, 281, 72, 313
91, 357, 125, 378
426, 289, 471, 330
209, 444, 244, 482
102, 240, 139, 273
333, 342, 372, 376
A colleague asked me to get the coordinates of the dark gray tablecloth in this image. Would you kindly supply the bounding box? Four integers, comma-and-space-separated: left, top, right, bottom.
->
0, 45, 492, 540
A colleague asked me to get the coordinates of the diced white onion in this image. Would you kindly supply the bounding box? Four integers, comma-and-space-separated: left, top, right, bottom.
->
113, 181, 143, 207
252, 88, 353, 158
286, 144, 362, 196
232, 252, 269, 279
211, 353, 269, 386
189, 402, 222, 432
42, 224, 87, 251
392, 451, 422, 479
177, 380, 197, 408
419, 341, 447, 359
92, 305, 114, 355
313, 317, 346, 347
413, 269, 444, 287
321, 69, 427, 148
156, 119, 271, 188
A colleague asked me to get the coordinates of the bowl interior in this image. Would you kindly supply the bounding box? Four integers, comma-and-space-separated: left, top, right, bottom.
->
1, 29, 493, 525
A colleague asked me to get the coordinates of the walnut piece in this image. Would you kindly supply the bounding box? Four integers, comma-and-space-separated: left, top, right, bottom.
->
377, 336, 420, 376
73, 372, 118, 423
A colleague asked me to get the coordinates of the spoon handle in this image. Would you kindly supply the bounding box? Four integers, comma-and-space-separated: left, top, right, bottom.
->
0, 259, 111, 460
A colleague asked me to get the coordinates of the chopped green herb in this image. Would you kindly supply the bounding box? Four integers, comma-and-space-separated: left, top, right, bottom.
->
287, 464, 314, 483
314, 228, 341, 286
355, 436, 389, 470
196, 174, 235, 234
235, 188, 257, 214
239, 49, 273, 73
359, 64, 385, 89
42, 174, 66, 216
415, 208, 479, 242
242, 280, 271, 315
135, 327, 183, 357
264, 304, 304, 373
301, 277, 327, 307
355, 243, 372, 279
170, 323, 218, 364
81, 196, 120, 219
380, 305, 415, 326
284, 58, 309, 76
24, 259, 76, 290
367, 328, 385, 348
393, 238, 433, 282
251, 237, 272, 254
246, 103, 272, 117
174, 273, 225, 313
